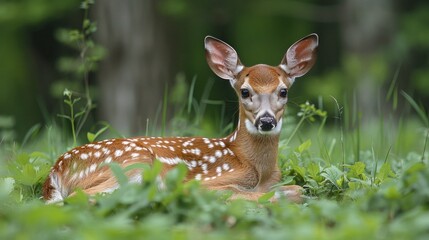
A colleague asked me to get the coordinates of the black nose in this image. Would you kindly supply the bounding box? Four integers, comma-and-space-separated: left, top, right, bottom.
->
256, 113, 277, 131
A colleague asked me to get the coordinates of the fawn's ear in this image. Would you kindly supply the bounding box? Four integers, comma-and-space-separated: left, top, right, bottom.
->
280, 34, 318, 83
205, 36, 244, 81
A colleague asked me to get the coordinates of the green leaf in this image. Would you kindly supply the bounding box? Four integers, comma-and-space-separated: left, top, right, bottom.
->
298, 139, 312, 153
402, 91, 429, 127
29, 151, 50, 160
86, 132, 96, 142
87, 124, 110, 142
74, 110, 85, 118
65, 189, 90, 206
57, 114, 71, 120
377, 163, 395, 183
292, 164, 306, 178
307, 162, 322, 181
15, 164, 38, 186
348, 162, 366, 179
109, 163, 128, 186
405, 162, 425, 174
258, 191, 275, 204
321, 165, 344, 189
123, 163, 149, 173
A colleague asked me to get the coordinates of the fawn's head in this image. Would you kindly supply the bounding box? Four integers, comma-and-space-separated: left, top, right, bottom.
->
205, 34, 318, 135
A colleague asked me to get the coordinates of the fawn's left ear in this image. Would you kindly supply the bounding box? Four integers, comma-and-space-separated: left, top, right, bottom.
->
205, 36, 244, 82
280, 34, 318, 83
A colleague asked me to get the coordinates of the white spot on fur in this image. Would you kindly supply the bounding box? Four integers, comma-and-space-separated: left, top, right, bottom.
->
190, 148, 201, 156
195, 174, 202, 180
102, 148, 110, 154
131, 153, 140, 158
64, 153, 71, 159
183, 141, 193, 147
207, 143, 214, 148
222, 163, 230, 171
114, 150, 123, 157
215, 150, 222, 158
89, 163, 97, 173
104, 156, 112, 164
84, 167, 90, 177
157, 157, 183, 165
80, 153, 89, 160
209, 156, 216, 163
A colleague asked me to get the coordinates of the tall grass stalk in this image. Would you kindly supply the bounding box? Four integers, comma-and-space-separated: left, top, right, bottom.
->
161, 84, 169, 137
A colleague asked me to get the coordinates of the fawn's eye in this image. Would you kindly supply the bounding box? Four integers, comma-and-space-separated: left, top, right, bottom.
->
241, 89, 250, 99
279, 88, 288, 98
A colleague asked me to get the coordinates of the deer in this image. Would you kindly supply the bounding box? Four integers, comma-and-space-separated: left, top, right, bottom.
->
42, 34, 319, 204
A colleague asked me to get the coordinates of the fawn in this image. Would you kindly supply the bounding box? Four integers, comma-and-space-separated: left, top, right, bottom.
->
43, 34, 318, 204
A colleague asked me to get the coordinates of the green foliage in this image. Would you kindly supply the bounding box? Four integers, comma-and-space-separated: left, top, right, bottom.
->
2, 93, 429, 239
2, 1, 429, 239
1, 123, 429, 239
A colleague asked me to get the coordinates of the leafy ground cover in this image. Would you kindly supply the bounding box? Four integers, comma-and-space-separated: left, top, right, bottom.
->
1, 98, 428, 240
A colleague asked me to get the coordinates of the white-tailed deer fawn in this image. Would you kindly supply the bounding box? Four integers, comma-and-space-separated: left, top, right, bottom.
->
43, 34, 318, 204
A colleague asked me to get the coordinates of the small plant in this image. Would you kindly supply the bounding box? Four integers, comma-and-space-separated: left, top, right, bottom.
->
285, 101, 327, 147
56, 0, 105, 145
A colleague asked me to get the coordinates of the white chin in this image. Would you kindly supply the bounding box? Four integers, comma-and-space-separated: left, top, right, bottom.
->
245, 119, 282, 135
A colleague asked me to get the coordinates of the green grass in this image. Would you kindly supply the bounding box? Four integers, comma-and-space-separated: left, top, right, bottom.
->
1, 94, 429, 240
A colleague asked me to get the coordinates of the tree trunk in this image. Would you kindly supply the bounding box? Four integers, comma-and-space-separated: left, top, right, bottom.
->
95, 0, 170, 135
341, 0, 394, 122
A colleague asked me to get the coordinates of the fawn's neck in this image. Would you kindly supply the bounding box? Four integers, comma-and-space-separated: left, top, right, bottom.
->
229, 113, 280, 184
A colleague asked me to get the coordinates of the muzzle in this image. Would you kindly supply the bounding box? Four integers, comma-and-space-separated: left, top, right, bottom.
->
255, 112, 277, 132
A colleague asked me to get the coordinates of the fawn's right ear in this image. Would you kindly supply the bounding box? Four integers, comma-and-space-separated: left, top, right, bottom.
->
205, 36, 244, 81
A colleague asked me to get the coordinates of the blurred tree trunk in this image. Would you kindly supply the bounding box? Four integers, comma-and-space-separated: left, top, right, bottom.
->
95, 0, 170, 135
341, 0, 394, 122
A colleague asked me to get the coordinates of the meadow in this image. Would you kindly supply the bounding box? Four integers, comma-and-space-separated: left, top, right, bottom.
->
1, 90, 428, 240
1, 1, 429, 239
